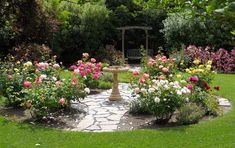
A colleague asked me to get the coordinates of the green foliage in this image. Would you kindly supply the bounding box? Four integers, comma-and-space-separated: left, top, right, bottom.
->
203, 95, 221, 116
176, 103, 205, 125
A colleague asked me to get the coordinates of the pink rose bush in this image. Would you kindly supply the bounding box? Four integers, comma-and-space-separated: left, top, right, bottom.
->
70, 53, 103, 89
130, 54, 221, 123
0, 55, 88, 119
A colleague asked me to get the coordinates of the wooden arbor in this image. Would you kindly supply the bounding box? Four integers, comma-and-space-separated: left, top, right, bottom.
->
117, 26, 152, 59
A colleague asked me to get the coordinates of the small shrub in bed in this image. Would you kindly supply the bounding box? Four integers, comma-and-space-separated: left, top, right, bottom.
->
176, 103, 205, 125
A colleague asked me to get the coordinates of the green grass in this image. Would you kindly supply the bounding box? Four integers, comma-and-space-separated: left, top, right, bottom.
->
0, 74, 235, 147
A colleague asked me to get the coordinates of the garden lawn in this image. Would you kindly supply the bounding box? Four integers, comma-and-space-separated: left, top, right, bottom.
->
0, 74, 235, 148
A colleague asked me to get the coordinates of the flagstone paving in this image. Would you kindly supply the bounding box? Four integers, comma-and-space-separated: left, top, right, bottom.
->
69, 83, 231, 132
72, 83, 133, 132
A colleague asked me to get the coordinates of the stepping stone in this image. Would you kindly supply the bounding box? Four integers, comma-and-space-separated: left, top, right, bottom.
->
217, 98, 231, 107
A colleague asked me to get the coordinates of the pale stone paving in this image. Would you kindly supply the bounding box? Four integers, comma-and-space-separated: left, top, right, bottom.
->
68, 82, 231, 132
72, 83, 132, 132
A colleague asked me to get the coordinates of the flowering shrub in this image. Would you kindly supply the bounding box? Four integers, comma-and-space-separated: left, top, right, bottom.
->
130, 55, 221, 124
0, 55, 36, 106
184, 45, 235, 72
22, 73, 87, 118
70, 53, 103, 89
141, 55, 177, 81
0, 55, 89, 119
131, 79, 191, 123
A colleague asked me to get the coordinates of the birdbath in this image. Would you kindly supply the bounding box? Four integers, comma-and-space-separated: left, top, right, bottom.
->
103, 66, 129, 101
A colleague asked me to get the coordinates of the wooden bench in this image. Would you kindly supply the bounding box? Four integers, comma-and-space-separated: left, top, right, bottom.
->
126, 49, 153, 60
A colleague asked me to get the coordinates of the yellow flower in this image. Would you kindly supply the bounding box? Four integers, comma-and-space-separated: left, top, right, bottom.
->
185, 69, 190, 73
16, 61, 20, 64
24, 61, 33, 67
206, 65, 211, 70
14, 68, 19, 72
193, 59, 201, 65
176, 74, 182, 78
207, 60, 212, 65
199, 65, 204, 68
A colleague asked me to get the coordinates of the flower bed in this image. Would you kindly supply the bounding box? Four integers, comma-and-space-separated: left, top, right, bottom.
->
0, 53, 103, 119
130, 55, 221, 125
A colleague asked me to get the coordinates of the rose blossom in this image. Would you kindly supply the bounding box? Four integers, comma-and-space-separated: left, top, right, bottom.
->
90, 58, 96, 63
71, 77, 77, 85
162, 67, 169, 73
139, 77, 145, 83
159, 65, 164, 69
214, 86, 220, 91
55, 81, 62, 86
53, 64, 60, 69
23, 81, 32, 88
143, 73, 150, 79
186, 84, 193, 90
82, 53, 89, 58
133, 71, 139, 76
59, 98, 65, 105
134, 87, 140, 94
189, 76, 199, 83
70, 65, 77, 70
93, 73, 99, 80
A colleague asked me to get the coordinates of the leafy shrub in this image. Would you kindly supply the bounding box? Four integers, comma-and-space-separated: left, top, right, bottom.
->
10, 43, 51, 62
0, 55, 36, 106
22, 72, 87, 118
130, 56, 191, 124
95, 46, 125, 66
203, 95, 221, 116
176, 103, 205, 125
184, 45, 235, 72
98, 81, 112, 90
161, 12, 233, 49
212, 48, 235, 72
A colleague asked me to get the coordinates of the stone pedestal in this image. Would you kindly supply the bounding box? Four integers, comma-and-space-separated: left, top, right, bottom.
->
103, 66, 129, 101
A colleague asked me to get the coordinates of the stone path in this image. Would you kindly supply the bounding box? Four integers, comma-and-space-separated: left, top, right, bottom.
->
73, 83, 132, 132
70, 82, 232, 132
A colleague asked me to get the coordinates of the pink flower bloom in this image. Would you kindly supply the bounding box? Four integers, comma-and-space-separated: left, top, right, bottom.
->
74, 68, 80, 74
133, 71, 139, 76
186, 84, 193, 90
59, 98, 65, 105
143, 73, 150, 79
162, 67, 169, 73
80, 71, 85, 77
96, 62, 102, 68
36, 62, 48, 70
93, 73, 99, 80
77, 60, 83, 64
94, 67, 101, 72
39, 74, 47, 80
134, 87, 140, 94
139, 77, 145, 83
35, 77, 42, 84
82, 53, 89, 58
23, 81, 32, 88
71, 77, 77, 85
70, 65, 77, 70
90, 58, 96, 63
161, 56, 167, 63
148, 61, 154, 66
86, 68, 92, 74
53, 64, 60, 69
189, 76, 199, 83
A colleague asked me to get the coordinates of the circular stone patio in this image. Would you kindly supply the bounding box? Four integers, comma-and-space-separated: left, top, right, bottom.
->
67, 83, 232, 132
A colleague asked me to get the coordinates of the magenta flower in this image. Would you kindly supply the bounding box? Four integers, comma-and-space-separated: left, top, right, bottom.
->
70, 65, 77, 70
186, 84, 193, 90
189, 76, 199, 83
93, 73, 99, 80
